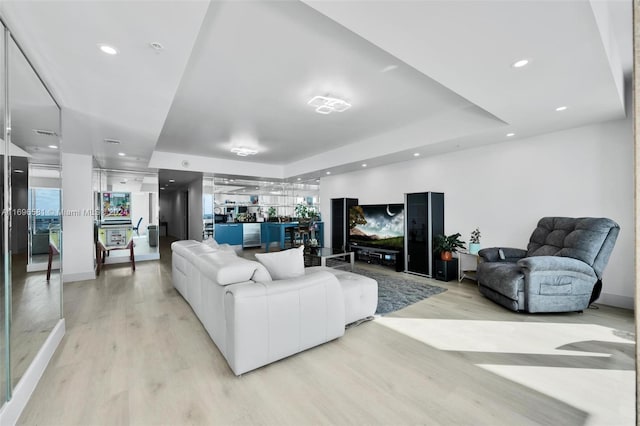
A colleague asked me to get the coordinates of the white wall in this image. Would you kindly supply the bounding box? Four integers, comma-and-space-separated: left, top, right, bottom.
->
320, 114, 634, 309
61, 153, 95, 282
188, 178, 203, 241
130, 192, 149, 236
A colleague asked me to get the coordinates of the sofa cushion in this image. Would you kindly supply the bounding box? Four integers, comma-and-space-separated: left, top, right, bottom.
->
203, 237, 219, 248
527, 217, 617, 267
476, 262, 524, 301
194, 251, 260, 285
252, 263, 273, 282
254, 246, 305, 280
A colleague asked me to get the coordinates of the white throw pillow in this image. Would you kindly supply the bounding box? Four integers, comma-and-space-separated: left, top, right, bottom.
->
254, 246, 305, 280
203, 237, 220, 249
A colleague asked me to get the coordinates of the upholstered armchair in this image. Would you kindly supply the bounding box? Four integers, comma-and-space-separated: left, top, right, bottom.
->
476, 217, 619, 313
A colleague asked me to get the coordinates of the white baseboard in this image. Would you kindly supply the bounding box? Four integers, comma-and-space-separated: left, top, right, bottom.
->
598, 292, 634, 310
26, 261, 60, 273
63, 271, 96, 283
0, 319, 65, 426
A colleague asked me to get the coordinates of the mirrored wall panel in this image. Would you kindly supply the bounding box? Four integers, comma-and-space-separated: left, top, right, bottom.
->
8, 35, 61, 389
93, 169, 159, 268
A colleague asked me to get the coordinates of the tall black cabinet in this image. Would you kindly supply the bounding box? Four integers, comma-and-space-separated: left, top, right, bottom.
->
405, 192, 444, 277
331, 198, 358, 251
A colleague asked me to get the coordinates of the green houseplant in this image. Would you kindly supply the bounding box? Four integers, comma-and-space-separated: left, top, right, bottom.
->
469, 227, 481, 254
433, 233, 466, 261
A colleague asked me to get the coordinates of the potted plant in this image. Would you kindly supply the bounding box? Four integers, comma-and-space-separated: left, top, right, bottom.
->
294, 203, 308, 219
433, 233, 466, 261
267, 206, 277, 222
469, 227, 481, 254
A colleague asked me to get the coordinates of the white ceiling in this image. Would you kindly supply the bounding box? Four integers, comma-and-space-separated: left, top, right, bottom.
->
0, 0, 631, 181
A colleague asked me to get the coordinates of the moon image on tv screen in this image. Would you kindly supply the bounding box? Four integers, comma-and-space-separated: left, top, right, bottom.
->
350, 204, 404, 249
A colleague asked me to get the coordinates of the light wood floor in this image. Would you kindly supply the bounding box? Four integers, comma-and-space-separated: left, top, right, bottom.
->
18, 240, 635, 425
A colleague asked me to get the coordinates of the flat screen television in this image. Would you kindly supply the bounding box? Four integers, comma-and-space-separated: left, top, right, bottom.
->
349, 203, 404, 250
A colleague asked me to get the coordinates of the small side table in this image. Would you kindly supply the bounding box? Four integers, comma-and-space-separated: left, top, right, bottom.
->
458, 252, 479, 282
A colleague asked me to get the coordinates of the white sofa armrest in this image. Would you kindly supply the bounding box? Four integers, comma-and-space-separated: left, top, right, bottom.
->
223, 271, 345, 375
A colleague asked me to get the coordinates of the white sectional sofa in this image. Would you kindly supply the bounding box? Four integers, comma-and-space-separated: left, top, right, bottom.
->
171, 239, 377, 375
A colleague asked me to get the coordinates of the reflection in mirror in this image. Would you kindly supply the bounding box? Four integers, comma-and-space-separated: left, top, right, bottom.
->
210, 176, 320, 221
203, 176, 214, 239
0, 22, 5, 403
92, 169, 159, 269
8, 36, 61, 389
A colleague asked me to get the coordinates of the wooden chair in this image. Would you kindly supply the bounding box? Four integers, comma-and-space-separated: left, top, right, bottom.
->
295, 219, 312, 247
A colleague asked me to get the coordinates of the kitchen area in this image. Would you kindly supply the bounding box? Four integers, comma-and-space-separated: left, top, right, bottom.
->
202, 175, 323, 251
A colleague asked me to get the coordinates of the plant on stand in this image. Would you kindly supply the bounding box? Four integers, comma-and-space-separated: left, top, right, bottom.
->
469, 227, 481, 254
294, 203, 309, 219
267, 206, 277, 222
433, 233, 466, 261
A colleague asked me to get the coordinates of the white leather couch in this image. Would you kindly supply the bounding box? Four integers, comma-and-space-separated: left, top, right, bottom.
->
172, 240, 375, 375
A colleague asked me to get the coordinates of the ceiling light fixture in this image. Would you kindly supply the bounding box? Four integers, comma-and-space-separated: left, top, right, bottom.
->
297, 177, 301, 181
117, 152, 126, 156
48, 145, 58, 149
555, 106, 568, 111
169, 179, 175, 183
308, 95, 352, 115
13, 169, 24, 174
33, 129, 57, 137
512, 59, 529, 68
160, 187, 165, 190
326, 171, 331, 175
413, 153, 420, 157
149, 42, 164, 51
362, 163, 367, 167
506, 133, 515, 137
104, 138, 121, 145
231, 147, 258, 157
98, 44, 118, 55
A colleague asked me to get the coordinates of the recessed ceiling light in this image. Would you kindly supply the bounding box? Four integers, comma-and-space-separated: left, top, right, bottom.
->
362, 163, 367, 167
326, 171, 331, 175
506, 133, 515, 137
413, 153, 420, 157
555, 106, 568, 111
297, 177, 301, 181
308, 95, 352, 114
315, 179, 320, 183
149, 42, 164, 51
231, 147, 258, 156
160, 187, 165, 190
104, 138, 121, 145
13, 169, 24, 174
117, 152, 126, 156
512, 59, 529, 68
98, 44, 118, 55
169, 179, 175, 183
48, 144, 58, 149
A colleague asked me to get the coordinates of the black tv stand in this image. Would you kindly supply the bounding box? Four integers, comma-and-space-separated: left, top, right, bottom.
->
349, 245, 403, 272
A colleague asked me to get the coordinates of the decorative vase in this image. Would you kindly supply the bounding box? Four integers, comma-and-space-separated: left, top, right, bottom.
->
469, 243, 481, 255
441, 251, 453, 261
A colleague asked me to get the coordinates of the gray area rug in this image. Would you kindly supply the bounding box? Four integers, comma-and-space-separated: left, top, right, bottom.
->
353, 266, 448, 315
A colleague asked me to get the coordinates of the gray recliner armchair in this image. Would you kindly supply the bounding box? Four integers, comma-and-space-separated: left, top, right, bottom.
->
476, 217, 619, 313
